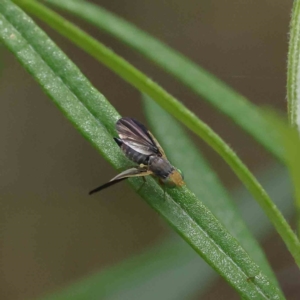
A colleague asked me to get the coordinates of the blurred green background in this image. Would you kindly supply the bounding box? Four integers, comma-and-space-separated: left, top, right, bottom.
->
0, 1, 299, 299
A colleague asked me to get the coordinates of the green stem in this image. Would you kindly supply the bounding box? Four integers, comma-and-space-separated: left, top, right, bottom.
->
288, 0, 300, 127
45, 0, 285, 162
287, 0, 300, 239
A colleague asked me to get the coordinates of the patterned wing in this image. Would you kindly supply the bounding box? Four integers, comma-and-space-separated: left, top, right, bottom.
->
116, 117, 166, 158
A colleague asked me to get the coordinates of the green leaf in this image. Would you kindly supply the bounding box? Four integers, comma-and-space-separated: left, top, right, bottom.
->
40, 163, 294, 300
44, 0, 284, 161
287, 0, 300, 127
283, 0, 300, 237
0, 1, 285, 298
42, 239, 203, 300
13, 0, 300, 269
143, 97, 278, 284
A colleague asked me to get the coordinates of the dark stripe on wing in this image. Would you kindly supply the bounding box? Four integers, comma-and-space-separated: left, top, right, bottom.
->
114, 137, 123, 147
116, 118, 161, 156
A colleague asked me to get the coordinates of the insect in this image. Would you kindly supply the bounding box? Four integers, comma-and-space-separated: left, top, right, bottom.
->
89, 117, 184, 195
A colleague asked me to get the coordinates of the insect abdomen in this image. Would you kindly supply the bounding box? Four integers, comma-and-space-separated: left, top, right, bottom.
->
121, 143, 149, 165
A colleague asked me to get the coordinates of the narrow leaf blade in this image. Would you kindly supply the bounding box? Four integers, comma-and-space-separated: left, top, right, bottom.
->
13, 0, 300, 270
45, 0, 284, 161
0, 1, 285, 299
143, 97, 278, 284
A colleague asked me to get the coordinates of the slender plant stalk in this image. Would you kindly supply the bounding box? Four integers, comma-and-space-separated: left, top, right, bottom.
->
287, 0, 300, 238
288, 0, 300, 127
12, 0, 300, 268
286, 131, 300, 239
144, 97, 279, 284
268, 111, 300, 239
44, 0, 285, 162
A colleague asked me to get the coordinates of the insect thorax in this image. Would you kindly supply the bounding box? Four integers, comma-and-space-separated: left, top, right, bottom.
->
148, 156, 174, 179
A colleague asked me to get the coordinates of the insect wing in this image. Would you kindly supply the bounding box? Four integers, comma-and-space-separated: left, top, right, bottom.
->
89, 167, 153, 195
147, 130, 166, 158
116, 118, 165, 157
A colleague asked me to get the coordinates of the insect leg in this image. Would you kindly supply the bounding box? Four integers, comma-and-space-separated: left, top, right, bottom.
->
136, 176, 147, 193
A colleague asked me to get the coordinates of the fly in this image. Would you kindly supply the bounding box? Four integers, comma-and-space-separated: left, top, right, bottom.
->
89, 117, 184, 195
